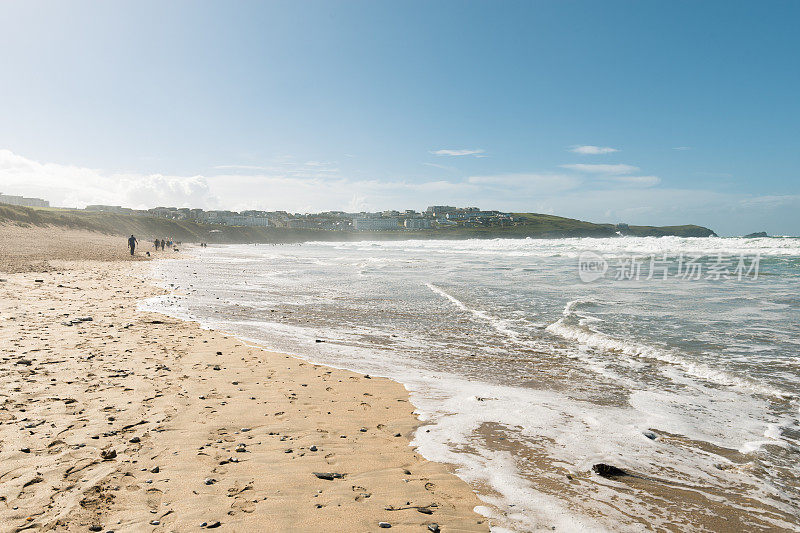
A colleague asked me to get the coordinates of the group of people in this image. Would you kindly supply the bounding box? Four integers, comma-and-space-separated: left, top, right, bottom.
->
126, 235, 180, 256
153, 238, 174, 251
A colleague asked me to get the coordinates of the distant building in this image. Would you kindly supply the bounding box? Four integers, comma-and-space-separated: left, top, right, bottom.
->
445, 210, 500, 221
353, 217, 400, 231
210, 214, 269, 227
0, 193, 49, 208
425, 205, 457, 217
404, 218, 432, 229
149, 207, 181, 219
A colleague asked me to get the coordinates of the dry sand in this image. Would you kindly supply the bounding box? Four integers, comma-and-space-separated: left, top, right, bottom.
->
0, 225, 149, 273
0, 226, 488, 532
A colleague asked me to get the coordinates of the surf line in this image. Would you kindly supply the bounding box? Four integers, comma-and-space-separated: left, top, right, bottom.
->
425, 282, 531, 347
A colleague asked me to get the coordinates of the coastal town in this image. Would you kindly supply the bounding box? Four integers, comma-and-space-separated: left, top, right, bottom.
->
0, 192, 523, 231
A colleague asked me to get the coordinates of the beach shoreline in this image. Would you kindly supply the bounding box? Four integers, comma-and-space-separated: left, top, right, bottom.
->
0, 227, 488, 532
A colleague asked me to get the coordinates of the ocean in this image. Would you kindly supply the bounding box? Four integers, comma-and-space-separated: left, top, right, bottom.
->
142, 237, 800, 531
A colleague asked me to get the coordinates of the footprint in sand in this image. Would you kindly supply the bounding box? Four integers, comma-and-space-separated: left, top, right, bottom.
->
352, 485, 372, 501
146, 487, 163, 510
121, 472, 141, 492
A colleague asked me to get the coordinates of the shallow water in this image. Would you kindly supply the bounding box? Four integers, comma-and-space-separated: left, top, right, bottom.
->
143, 237, 800, 531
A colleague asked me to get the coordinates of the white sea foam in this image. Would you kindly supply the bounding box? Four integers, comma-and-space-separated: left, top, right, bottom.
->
142, 238, 800, 531
545, 300, 791, 398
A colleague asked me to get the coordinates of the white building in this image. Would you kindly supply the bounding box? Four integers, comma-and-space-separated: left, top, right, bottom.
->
0, 193, 49, 208
226, 215, 269, 227
353, 217, 400, 231
207, 213, 270, 227
404, 218, 432, 229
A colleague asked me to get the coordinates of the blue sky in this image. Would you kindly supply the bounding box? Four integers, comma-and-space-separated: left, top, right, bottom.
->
1, 1, 798, 235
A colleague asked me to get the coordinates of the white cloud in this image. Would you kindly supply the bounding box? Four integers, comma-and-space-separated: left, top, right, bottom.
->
0, 149, 216, 209
608, 175, 661, 187
213, 159, 340, 178
429, 149, 485, 157
738, 194, 800, 208
466, 173, 581, 193
569, 145, 619, 155
673, 146, 692, 151
423, 162, 456, 171
213, 164, 271, 171
560, 163, 639, 174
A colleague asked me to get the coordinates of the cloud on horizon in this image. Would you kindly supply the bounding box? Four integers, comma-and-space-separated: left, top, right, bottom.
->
569, 145, 619, 155
429, 149, 485, 157
560, 163, 639, 174
1, 149, 796, 235
0, 149, 216, 209
607, 175, 661, 187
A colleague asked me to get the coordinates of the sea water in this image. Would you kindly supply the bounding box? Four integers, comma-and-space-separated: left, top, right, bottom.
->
142, 237, 800, 531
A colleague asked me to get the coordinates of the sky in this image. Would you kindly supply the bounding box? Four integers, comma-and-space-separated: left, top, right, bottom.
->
1, 0, 799, 236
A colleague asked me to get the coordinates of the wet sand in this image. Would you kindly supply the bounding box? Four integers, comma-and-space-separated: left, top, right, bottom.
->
0, 226, 488, 531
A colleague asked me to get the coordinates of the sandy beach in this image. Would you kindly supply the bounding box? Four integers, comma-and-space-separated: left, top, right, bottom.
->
0, 227, 488, 532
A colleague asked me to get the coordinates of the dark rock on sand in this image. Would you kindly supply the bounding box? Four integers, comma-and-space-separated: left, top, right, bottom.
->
592, 463, 628, 478
206, 521, 221, 529
428, 524, 441, 533
378, 522, 392, 528
313, 472, 345, 480
100, 448, 117, 460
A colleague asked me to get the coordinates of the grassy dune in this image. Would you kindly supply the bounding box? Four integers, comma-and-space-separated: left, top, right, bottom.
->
0, 204, 716, 243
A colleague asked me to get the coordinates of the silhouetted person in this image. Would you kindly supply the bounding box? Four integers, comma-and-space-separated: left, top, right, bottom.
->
160, 239, 165, 251
154, 238, 160, 250
128, 235, 138, 256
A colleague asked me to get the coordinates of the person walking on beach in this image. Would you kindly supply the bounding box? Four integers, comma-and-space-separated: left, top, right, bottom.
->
128, 235, 138, 256
154, 238, 160, 251
160, 239, 166, 251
